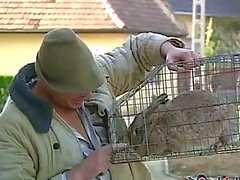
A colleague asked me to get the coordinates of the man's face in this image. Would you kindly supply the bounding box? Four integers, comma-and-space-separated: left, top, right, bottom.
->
48, 90, 92, 110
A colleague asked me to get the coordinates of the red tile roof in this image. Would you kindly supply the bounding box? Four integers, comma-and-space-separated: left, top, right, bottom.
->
0, 0, 187, 36
0, 0, 117, 31
108, 0, 187, 36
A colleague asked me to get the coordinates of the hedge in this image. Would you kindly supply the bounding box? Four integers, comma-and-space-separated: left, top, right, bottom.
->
0, 76, 13, 112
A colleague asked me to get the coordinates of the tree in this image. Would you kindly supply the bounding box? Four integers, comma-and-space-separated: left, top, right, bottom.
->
205, 18, 240, 56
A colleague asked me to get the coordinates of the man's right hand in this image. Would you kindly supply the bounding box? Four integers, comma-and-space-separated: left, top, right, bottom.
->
67, 145, 112, 180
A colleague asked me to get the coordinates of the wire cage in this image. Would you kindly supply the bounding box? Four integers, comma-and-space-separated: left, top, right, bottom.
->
109, 54, 240, 164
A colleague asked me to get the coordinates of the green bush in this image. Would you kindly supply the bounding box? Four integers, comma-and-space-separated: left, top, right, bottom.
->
205, 17, 240, 57
0, 76, 13, 112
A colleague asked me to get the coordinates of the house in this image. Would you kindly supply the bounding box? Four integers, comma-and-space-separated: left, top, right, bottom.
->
165, 0, 240, 93
167, 0, 240, 47
167, 0, 240, 17
0, 0, 187, 75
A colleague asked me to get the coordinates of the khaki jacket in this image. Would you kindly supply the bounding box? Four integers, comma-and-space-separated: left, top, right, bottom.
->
0, 33, 183, 180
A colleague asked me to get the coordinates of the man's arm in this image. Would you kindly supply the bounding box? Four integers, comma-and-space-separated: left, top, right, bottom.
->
96, 32, 185, 97
0, 129, 36, 180
0, 121, 69, 180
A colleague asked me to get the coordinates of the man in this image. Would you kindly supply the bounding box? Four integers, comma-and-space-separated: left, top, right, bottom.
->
0, 28, 199, 180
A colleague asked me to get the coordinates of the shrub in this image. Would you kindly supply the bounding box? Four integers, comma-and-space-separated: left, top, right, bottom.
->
0, 76, 13, 112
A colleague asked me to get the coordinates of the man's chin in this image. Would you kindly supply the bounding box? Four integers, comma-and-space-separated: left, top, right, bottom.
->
70, 102, 84, 109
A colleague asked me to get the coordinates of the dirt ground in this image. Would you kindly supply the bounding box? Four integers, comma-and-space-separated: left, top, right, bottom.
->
168, 153, 240, 177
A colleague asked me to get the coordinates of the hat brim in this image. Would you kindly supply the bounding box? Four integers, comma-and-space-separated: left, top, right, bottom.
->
35, 61, 105, 94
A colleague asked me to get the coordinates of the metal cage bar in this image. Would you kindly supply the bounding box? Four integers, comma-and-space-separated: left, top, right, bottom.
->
109, 54, 240, 164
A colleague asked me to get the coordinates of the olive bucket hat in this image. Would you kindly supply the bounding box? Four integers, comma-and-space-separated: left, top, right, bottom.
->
35, 28, 105, 94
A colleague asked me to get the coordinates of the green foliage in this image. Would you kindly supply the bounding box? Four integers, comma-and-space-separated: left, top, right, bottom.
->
205, 18, 215, 57
204, 18, 240, 71
0, 76, 13, 112
205, 18, 240, 57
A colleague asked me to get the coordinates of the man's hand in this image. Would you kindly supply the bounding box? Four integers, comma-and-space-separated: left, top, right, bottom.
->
160, 41, 202, 71
67, 145, 112, 180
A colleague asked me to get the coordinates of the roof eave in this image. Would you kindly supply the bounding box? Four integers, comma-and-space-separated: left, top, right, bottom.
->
0, 28, 130, 33
174, 11, 240, 18
0, 27, 188, 37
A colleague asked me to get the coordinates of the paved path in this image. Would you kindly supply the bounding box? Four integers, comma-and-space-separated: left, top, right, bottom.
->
143, 160, 180, 180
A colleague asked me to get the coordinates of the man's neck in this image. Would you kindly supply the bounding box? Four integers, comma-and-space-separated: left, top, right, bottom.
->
54, 106, 77, 117
32, 81, 49, 101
